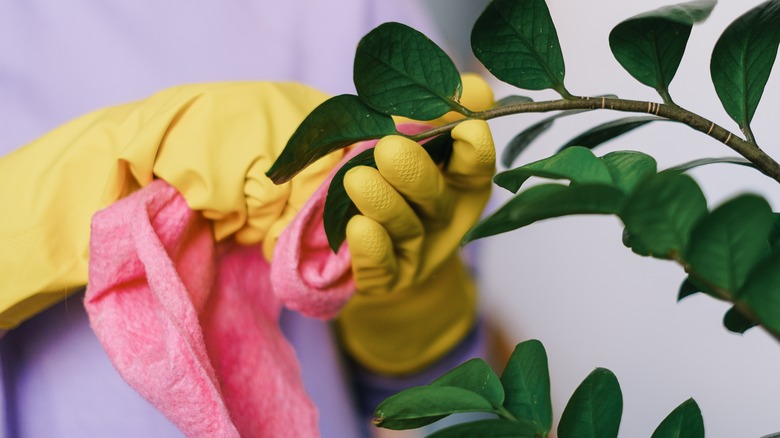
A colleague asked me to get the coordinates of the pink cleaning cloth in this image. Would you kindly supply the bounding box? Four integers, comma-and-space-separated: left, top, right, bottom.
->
84, 123, 430, 437
84, 180, 317, 437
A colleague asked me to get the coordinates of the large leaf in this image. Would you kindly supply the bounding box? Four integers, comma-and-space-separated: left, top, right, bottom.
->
685, 194, 773, 295
427, 419, 539, 438
558, 116, 668, 151
471, 0, 570, 96
651, 398, 704, 438
736, 248, 780, 333
431, 358, 505, 407
463, 183, 626, 245
323, 133, 454, 252
267, 95, 396, 183
600, 151, 657, 193
494, 147, 613, 193
354, 22, 463, 120
619, 172, 707, 259
610, 0, 716, 99
710, 0, 780, 133
372, 386, 502, 430
557, 368, 623, 438
500, 340, 552, 433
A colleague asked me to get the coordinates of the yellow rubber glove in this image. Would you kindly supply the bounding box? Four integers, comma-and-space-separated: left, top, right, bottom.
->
0, 82, 340, 329
337, 75, 496, 375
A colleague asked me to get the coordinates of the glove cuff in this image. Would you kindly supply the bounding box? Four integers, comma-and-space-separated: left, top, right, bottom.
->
335, 255, 477, 375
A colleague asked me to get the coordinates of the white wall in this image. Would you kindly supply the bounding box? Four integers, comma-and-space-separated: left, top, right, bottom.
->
478, 1, 780, 437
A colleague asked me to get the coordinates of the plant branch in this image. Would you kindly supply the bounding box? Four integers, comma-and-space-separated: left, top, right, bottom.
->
406, 96, 780, 183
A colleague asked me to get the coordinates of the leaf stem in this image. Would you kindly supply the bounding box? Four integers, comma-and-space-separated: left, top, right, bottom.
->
405, 96, 780, 183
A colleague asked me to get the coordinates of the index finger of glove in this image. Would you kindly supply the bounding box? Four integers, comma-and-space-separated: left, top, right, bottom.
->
374, 135, 453, 223
446, 119, 496, 190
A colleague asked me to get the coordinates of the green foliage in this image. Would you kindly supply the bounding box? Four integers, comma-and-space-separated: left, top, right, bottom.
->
267, 0, 780, 434
354, 22, 465, 120
609, 0, 716, 102
471, 0, 570, 97
710, 0, 780, 138
651, 399, 705, 438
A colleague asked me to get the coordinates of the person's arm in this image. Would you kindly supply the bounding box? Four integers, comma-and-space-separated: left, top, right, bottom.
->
0, 82, 338, 328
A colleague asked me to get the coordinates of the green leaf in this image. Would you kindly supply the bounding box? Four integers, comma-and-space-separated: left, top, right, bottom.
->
373, 386, 503, 430
471, 0, 570, 96
769, 213, 780, 249
500, 340, 552, 433
427, 419, 539, 438
619, 172, 707, 259
463, 183, 626, 245
500, 95, 618, 167
651, 398, 704, 438
686, 194, 773, 294
494, 147, 613, 193
610, 0, 716, 100
431, 358, 505, 407
354, 22, 463, 120
323, 133, 454, 252
678, 277, 701, 301
665, 156, 754, 173
494, 95, 535, 108
267, 95, 396, 183
557, 368, 623, 438
736, 248, 780, 333
723, 306, 757, 334
558, 116, 668, 151
600, 151, 657, 193
710, 0, 780, 135
323, 148, 377, 252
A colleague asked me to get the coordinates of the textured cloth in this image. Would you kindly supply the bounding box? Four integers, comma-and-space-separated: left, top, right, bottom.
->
85, 180, 318, 437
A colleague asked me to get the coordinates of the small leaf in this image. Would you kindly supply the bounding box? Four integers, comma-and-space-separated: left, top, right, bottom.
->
354, 22, 463, 120
678, 277, 701, 301
323, 148, 377, 252
736, 248, 780, 333
723, 306, 757, 334
495, 147, 613, 193
686, 194, 773, 294
651, 398, 704, 438
710, 0, 780, 133
494, 95, 535, 108
666, 156, 754, 173
559, 116, 668, 151
471, 0, 570, 96
501, 340, 552, 433
557, 368, 623, 438
610, 0, 716, 100
267, 95, 395, 183
427, 419, 539, 438
373, 386, 502, 430
431, 358, 505, 407
600, 151, 657, 193
463, 183, 626, 245
501, 95, 618, 167
619, 172, 707, 259
323, 133, 454, 252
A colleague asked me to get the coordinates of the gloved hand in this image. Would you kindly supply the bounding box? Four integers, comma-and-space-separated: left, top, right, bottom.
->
337, 74, 496, 374
0, 82, 340, 328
